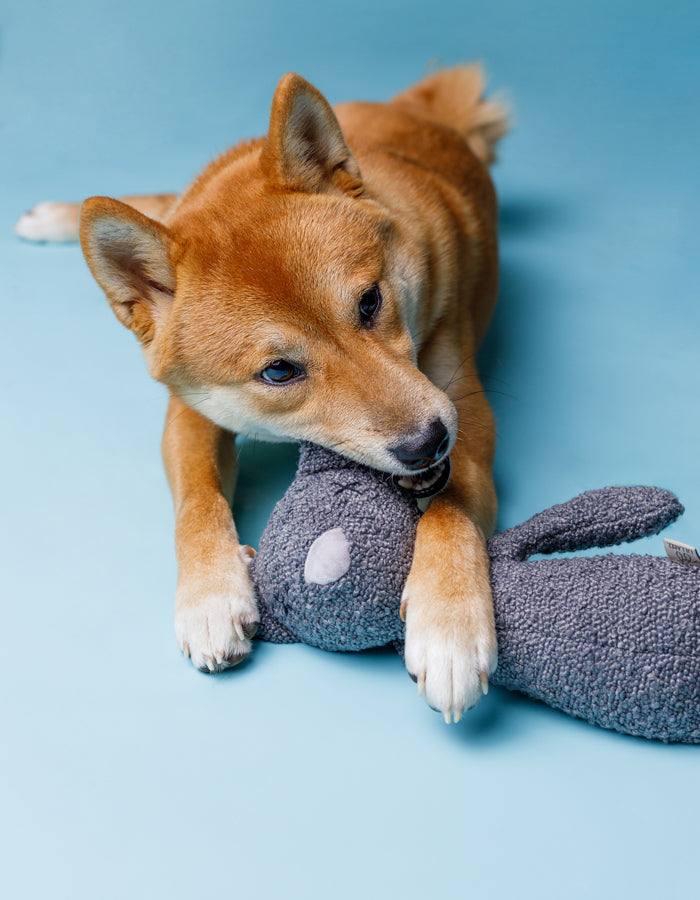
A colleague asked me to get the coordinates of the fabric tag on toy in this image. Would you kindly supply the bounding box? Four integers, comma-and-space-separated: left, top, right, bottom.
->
663, 538, 700, 566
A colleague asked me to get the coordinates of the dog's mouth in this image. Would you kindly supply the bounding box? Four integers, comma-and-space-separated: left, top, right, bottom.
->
394, 457, 451, 499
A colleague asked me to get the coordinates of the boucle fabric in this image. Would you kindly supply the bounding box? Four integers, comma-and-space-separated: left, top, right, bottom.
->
252, 443, 700, 742
253, 442, 418, 649
488, 487, 698, 743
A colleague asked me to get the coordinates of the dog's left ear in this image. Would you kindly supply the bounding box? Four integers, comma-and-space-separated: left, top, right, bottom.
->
80, 197, 176, 345
261, 73, 363, 196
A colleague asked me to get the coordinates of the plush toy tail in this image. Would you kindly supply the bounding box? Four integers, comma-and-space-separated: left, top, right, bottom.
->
488, 486, 684, 562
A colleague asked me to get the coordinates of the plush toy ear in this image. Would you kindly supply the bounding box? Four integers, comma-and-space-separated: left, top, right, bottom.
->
489, 486, 684, 562
80, 196, 176, 344
261, 73, 363, 196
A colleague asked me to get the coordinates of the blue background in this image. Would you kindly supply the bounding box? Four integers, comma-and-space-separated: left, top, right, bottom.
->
2, 1, 698, 897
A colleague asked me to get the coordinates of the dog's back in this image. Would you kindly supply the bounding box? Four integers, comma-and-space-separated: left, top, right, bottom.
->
16, 66, 506, 246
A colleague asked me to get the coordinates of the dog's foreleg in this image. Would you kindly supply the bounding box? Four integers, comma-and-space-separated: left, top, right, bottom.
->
402, 354, 498, 722
162, 393, 258, 672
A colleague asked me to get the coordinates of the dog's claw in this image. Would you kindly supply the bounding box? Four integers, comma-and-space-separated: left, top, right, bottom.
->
243, 620, 259, 639
453, 708, 462, 724
417, 672, 426, 696
443, 710, 452, 725
480, 671, 489, 695
233, 621, 246, 643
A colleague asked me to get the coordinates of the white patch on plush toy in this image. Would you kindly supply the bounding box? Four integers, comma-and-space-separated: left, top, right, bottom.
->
304, 527, 351, 585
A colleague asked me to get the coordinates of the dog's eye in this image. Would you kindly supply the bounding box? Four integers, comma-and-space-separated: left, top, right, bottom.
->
259, 359, 305, 384
358, 284, 382, 328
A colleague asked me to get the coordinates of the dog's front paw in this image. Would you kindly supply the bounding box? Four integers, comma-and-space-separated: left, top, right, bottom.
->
401, 558, 497, 723
175, 567, 259, 673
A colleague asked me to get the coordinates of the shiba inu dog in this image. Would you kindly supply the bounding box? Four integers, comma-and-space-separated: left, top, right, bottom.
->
16, 65, 508, 722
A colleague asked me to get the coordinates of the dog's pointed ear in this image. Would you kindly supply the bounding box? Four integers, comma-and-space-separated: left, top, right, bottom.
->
79, 197, 176, 344
261, 73, 363, 196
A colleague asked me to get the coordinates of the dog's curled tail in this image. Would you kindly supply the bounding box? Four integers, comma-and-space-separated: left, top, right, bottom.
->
393, 64, 510, 165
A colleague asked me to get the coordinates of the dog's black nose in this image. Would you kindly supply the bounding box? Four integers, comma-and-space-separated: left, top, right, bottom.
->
389, 418, 450, 471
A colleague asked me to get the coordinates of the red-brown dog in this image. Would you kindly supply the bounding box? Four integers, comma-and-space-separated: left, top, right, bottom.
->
17, 66, 508, 722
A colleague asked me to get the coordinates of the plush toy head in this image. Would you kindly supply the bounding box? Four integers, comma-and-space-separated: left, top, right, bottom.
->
251, 442, 700, 743
252, 442, 418, 650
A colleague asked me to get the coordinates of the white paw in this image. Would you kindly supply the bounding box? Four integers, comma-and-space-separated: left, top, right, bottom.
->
403, 591, 497, 724
15, 201, 80, 242
175, 580, 259, 673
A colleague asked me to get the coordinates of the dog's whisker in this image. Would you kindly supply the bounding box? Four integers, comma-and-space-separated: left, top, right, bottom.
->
450, 387, 517, 404
457, 419, 491, 435
448, 372, 514, 390
163, 394, 213, 434
441, 352, 478, 391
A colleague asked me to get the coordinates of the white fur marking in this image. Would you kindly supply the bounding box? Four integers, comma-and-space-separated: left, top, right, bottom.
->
402, 578, 498, 721
175, 573, 259, 672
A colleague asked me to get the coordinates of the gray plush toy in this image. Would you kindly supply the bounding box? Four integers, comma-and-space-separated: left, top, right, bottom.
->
251, 442, 700, 743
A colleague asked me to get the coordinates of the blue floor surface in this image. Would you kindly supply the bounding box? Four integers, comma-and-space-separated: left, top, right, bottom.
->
2, 2, 698, 898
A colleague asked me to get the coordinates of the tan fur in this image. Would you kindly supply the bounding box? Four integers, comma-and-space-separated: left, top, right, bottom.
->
21, 65, 509, 719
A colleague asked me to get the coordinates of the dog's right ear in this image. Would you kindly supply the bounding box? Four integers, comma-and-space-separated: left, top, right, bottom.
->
261, 73, 363, 196
80, 197, 176, 344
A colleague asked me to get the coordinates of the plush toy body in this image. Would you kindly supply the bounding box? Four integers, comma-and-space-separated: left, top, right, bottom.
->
252, 443, 700, 743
